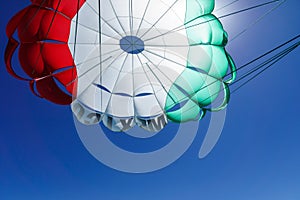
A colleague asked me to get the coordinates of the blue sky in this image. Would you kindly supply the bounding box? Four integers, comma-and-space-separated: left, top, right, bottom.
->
0, 0, 300, 199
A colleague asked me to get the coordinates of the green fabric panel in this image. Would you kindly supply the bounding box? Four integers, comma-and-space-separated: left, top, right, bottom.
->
166, 99, 201, 123
207, 46, 229, 78
185, 0, 215, 22
186, 45, 229, 79
191, 76, 221, 106
164, 0, 235, 122
174, 69, 206, 94
165, 84, 188, 111
185, 15, 227, 46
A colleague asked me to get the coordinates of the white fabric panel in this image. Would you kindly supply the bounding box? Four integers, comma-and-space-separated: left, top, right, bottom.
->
77, 85, 111, 113
76, 55, 102, 96
166, 0, 186, 22
71, 100, 101, 125
102, 115, 135, 132
117, 52, 133, 73
134, 95, 163, 117
101, 20, 124, 38
131, 0, 151, 32
98, 64, 122, 92
136, 114, 168, 132
112, 72, 134, 96
142, 50, 185, 86
106, 95, 134, 117
76, 3, 100, 31
69, 19, 99, 44
68, 0, 200, 131
140, 51, 164, 67
87, 0, 125, 36
68, 44, 97, 66
76, 48, 122, 96
154, 3, 183, 30
108, 0, 130, 32
155, 88, 169, 109
133, 73, 154, 94
139, 0, 168, 25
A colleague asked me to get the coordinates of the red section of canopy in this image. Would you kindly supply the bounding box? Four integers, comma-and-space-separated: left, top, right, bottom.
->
5, 0, 86, 105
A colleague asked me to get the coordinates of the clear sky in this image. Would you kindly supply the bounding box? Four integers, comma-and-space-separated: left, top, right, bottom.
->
0, 0, 300, 199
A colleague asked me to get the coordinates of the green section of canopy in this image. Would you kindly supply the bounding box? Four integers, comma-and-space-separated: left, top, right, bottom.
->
165, 0, 236, 122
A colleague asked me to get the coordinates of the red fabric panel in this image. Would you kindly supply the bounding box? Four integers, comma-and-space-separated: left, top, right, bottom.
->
5, 7, 30, 80
5, 0, 86, 105
34, 76, 73, 105
17, 7, 71, 43
17, 6, 45, 43
19, 43, 45, 77
53, 67, 77, 95
39, 11, 71, 42
31, 0, 86, 18
42, 43, 74, 72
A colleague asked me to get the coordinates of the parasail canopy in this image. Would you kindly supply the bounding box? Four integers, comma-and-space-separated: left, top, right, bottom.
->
5, 0, 236, 132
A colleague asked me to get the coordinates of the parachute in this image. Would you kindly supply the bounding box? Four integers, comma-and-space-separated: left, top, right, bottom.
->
5, 0, 236, 132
